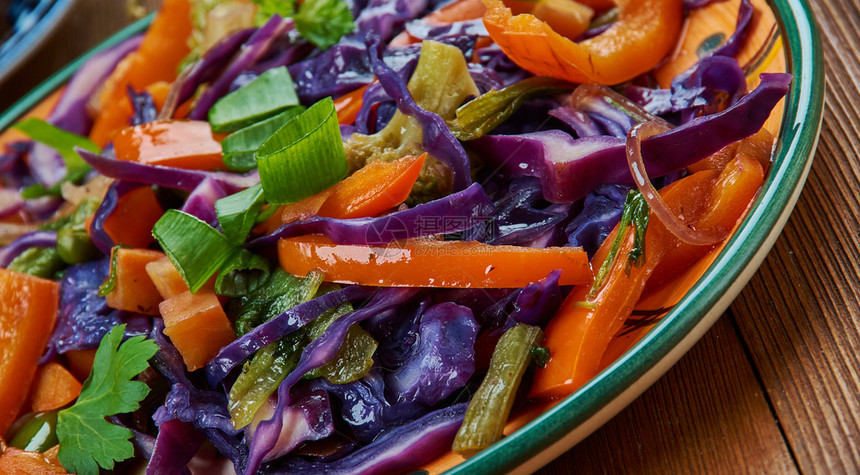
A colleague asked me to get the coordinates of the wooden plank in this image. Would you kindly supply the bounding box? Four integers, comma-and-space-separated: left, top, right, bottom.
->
540, 316, 797, 474
728, 0, 860, 472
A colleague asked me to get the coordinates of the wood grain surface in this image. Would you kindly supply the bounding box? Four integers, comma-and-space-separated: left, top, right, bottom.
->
1, 0, 858, 473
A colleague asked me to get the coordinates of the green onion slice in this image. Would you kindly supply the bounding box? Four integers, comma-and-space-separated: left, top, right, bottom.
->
209, 66, 300, 133
215, 184, 266, 246
152, 210, 235, 293
256, 97, 347, 204
221, 106, 305, 172
215, 248, 270, 297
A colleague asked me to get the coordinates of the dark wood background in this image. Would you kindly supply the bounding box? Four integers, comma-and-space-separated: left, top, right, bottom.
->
1, 0, 857, 472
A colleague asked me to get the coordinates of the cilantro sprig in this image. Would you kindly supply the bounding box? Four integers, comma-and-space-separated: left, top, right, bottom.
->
56, 325, 158, 475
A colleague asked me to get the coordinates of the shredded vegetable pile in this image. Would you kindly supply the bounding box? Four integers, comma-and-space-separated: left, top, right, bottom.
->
0, 0, 789, 473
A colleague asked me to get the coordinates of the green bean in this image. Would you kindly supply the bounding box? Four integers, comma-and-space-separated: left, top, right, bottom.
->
453, 324, 543, 457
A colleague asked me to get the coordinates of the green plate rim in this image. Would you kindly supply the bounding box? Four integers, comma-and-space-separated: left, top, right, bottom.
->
449, 0, 824, 472
0, 1, 823, 473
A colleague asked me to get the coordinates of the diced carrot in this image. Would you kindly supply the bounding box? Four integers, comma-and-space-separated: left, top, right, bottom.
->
334, 85, 368, 125
0, 447, 67, 474
102, 186, 164, 249
113, 120, 225, 171
105, 248, 164, 315
64, 349, 97, 382
0, 270, 59, 435
29, 362, 82, 413
145, 255, 214, 299
89, 0, 192, 147
278, 235, 591, 288
160, 291, 235, 371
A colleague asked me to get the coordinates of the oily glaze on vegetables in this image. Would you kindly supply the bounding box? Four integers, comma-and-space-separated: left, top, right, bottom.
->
0, 0, 791, 473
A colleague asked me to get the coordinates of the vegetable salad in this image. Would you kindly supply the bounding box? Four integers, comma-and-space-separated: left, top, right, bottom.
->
0, 0, 789, 473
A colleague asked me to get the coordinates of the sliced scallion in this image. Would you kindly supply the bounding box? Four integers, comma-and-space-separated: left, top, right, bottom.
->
221, 106, 305, 171
152, 209, 236, 293
215, 184, 266, 246
209, 66, 300, 133
256, 97, 347, 204
215, 248, 270, 297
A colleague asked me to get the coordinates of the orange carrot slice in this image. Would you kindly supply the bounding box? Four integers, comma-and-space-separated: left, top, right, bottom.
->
278, 235, 591, 288
0, 270, 59, 435
113, 120, 225, 171
102, 185, 164, 249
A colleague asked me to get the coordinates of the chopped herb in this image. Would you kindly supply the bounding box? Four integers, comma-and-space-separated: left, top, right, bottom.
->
56, 325, 158, 475
589, 190, 650, 298
530, 346, 551, 369
215, 248, 271, 297
294, 0, 355, 50
215, 183, 267, 246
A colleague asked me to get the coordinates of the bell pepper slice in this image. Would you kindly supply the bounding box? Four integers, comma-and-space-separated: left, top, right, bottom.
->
277, 235, 591, 288
530, 170, 718, 399
482, 0, 683, 85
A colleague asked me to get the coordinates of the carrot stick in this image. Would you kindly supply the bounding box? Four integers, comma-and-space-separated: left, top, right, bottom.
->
0, 270, 59, 435
278, 235, 591, 288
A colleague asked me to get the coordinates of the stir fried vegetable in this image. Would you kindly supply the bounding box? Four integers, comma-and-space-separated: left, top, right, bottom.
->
0, 0, 790, 472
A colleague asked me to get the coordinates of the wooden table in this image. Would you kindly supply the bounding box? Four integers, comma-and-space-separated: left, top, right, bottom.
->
1, 0, 858, 473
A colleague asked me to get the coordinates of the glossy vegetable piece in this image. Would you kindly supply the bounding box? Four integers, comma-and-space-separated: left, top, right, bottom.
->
101, 185, 163, 249
532, 149, 766, 398
648, 153, 765, 288
278, 235, 591, 288
113, 120, 225, 171
208, 66, 300, 133
0, 446, 66, 474
104, 248, 164, 315
8, 411, 59, 452
245, 387, 334, 463
334, 84, 368, 125
482, 0, 683, 84
221, 107, 305, 172
30, 362, 82, 413
531, 171, 719, 399
316, 153, 426, 219
160, 291, 235, 371
531, 0, 594, 40
0, 269, 60, 435
453, 323, 543, 456
145, 255, 214, 299
56, 199, 101, 265
89, 0, 193, 146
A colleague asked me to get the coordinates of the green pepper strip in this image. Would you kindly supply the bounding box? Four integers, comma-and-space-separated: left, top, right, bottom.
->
453, 323, 544, 457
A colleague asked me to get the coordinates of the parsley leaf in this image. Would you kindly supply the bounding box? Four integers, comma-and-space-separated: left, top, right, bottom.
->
294, 0, 355, 50
251, 0, 296, 25
56, 325, 158, 475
